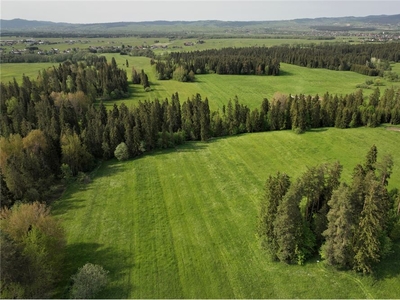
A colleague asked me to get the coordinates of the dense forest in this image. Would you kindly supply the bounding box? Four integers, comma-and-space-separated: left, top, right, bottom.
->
1, 56, 400, 207
258, 146, 400, 274
157, 42, 400, 78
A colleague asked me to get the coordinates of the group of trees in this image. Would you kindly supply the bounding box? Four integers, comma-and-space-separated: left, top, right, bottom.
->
155, 42, 399, 79
0, 50, 84, 64
258, 146, 400, 273
266, 42, 400, 75
131, 67, 150, 89
153, 47, 280, 79
168, 47, 281, 75
152, 60, 196, 82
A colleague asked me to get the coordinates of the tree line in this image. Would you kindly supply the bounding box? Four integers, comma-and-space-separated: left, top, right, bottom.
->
156, 42, 400, 78
258, 146, 400, 274
153, 47, 280, 80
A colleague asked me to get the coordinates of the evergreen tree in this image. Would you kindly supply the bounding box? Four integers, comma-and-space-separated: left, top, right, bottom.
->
322, 183, 355, 268
258, 172, 291, 260
353, 175, 386, 274
273, 181, 303, 264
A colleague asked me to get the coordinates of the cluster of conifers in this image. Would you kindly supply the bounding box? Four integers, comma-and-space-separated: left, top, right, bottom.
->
258, 146, 399, 274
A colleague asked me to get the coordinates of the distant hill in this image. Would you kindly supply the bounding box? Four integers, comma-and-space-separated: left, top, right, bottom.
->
1, 14, 399, 36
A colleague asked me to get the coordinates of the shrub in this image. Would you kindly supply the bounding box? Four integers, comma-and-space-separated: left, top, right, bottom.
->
70, 263, 109, 299
114, 142, 129, 161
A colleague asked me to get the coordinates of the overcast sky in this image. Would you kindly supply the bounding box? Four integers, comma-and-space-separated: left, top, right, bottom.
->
1, 1, 399, 24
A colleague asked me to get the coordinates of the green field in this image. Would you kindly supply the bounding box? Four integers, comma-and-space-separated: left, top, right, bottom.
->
52, 127, 400, 298
1, 36, 356, 54
102, 55, 400, 110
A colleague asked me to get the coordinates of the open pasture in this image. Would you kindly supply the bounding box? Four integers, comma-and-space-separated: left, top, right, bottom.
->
53, 127, 400, 298
102, 54, 400, 110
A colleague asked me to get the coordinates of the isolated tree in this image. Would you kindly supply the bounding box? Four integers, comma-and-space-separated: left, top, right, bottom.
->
114, 142, 129, 161
70, 263, 109, 299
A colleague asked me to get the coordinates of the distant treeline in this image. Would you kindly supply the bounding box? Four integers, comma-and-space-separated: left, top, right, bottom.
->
310, 25, 376, 31
0, 51, 86, 64
1, 56, 400, 207
161, 43, 400, 77
153, 47, 280, 81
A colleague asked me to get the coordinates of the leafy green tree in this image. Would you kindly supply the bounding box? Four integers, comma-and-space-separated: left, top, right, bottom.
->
0, 202, 65, 298
70, 263, 109, 299
114, 142, 129, 161
61, 130, 93, 175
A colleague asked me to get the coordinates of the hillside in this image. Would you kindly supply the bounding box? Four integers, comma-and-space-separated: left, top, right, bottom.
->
1, 14, 400, 36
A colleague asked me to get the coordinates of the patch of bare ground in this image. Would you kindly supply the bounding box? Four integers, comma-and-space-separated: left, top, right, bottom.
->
386, 127, 400, 132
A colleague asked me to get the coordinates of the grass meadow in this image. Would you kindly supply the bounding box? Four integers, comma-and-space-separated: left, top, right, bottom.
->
52, 127, 400, 298
100, 54, 400, 110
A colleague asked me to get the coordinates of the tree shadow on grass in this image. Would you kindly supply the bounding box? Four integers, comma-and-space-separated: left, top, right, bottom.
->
52, 162, 124, 217
279, 69, 295, 76
56, 242, 133, 299
373, 241, 400, 281
307, 128, 328, 133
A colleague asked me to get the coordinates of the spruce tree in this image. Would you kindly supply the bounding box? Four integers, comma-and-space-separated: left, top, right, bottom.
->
322, 183, 354, 268
353, 176, 385, 274
258, 172, 291, 260
273, 181, 303, 264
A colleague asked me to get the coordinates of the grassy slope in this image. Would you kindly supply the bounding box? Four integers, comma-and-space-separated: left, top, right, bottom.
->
53, 127, 400, 299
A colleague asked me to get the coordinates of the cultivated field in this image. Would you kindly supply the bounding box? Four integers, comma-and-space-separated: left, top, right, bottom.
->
53, 127, 400, 298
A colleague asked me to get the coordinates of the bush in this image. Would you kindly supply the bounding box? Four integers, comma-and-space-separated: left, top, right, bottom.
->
0, 202, 65, 298
70, 263, 109, 299
114, 142, 129, 161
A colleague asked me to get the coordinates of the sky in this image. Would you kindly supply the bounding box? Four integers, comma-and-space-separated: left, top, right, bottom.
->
1, 0, 400, 24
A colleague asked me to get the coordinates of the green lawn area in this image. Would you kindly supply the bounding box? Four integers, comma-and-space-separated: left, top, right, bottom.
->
52, 127, 400, 298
